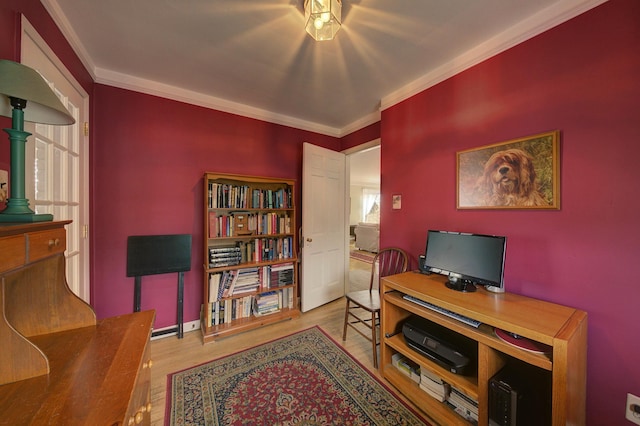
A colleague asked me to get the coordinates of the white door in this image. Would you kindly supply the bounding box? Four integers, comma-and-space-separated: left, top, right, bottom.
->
301, 143, 347, 312
21, 18, 90, 303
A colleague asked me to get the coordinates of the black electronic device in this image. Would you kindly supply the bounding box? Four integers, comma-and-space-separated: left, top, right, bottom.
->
420, 230, 507, 293
126, 234, 192, 338
489, 362, 551, 426
402, 316, 476, 375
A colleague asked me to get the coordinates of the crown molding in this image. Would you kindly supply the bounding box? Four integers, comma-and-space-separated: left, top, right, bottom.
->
41, 0, 97, 81
380, 0, 608, 111
42, 0, 608, 138
94, 67, 342, 137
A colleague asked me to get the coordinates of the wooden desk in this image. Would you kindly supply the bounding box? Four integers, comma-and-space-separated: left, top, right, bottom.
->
0, 222, 155, 425
380, 271, 587, 426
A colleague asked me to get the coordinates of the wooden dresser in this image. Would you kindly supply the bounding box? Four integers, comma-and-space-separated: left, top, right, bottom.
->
0, 221, 155, 425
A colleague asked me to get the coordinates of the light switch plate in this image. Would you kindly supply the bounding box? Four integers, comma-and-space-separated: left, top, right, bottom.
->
627, 393, 640, 425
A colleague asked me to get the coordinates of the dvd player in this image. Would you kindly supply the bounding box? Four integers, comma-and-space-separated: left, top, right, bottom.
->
402, 316, 476, 375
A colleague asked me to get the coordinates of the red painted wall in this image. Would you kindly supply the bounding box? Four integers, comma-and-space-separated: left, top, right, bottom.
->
379, 1, 640, 423
341, 122, 380, 150
2, 0, 639, 423
92, 85, 339, 328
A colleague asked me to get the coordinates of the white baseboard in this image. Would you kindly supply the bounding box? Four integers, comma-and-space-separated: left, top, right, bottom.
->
150, 320, 200, 340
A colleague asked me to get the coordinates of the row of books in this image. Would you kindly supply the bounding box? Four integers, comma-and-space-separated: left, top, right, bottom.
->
208, 237, 294, 268
392, 353, 479, 424
205, 287, 295, 326
208, 267, 259, 302
208, 211, 291, 238
265, 262, 294, 288
208, 263, 295, 302
207, 182, 292, 209
209, 295, 254, 325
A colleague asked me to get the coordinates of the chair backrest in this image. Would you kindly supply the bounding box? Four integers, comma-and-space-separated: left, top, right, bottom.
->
369, 247, 409, 291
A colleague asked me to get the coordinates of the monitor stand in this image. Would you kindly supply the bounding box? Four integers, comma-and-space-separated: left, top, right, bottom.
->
445, 277, 477, 293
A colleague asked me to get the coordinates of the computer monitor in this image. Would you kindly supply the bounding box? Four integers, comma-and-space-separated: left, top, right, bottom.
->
422, 230, 507, 293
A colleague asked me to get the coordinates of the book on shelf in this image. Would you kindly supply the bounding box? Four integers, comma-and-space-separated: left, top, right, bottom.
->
253, 290, 282, 316
209, 245, 242, 267
414, 365, 451, 402
251, 237, 294, 262
206, 284, 294, 326
420, 382, 448, 402
445, 386, 478, 423
207, 295, 256, 326
391, 353, 420, 384
209, 182, 292, 210
259, 262, 294, 289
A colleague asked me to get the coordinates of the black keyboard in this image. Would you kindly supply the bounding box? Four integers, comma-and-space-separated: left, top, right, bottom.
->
402, 294, 481, 328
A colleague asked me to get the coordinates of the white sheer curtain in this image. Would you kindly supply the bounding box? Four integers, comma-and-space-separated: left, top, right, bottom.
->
361, 188, 380, 223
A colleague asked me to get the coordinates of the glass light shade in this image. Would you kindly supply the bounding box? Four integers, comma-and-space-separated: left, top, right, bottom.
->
305, 0, 342, 41
0, 59, 75, 125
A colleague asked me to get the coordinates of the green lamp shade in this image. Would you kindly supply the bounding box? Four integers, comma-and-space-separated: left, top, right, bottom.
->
0, 59, 75, 125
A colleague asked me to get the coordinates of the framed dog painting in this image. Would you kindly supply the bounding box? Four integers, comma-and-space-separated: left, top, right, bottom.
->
457, 131, 560, 209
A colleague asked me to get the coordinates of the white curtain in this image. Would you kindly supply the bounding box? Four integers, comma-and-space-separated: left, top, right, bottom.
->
362, 188, 380, 223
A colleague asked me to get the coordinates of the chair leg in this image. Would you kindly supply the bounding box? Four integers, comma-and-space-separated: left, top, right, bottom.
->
342, 300, 350, 341
371, 311, 378, 369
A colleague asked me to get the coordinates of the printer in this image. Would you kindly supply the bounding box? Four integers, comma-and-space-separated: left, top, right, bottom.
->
402, 316, 476, 375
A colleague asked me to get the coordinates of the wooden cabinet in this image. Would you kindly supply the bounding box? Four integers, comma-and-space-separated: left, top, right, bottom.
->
0, 221, 155, 425
380, 271, 587, 426
201, 173, 300, 343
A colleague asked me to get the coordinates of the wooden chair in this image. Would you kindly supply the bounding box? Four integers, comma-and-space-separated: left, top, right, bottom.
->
342, 247, 408, 368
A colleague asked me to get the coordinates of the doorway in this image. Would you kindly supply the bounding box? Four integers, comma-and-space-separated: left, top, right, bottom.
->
345, 141, 380, 293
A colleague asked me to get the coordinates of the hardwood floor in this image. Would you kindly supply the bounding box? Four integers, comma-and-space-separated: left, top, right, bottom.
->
150, 257, 398, 425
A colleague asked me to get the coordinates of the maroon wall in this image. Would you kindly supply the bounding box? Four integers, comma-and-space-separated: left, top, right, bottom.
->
341, 122, 380, 150
92, 85, 339, 328
379, 1, 640, 422
2, 0, 639, 423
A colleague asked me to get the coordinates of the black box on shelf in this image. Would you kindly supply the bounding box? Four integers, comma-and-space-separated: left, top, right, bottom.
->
489, 362, 551, 426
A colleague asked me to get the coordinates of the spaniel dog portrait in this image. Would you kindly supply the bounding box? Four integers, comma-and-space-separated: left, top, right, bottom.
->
475, 148, 549, 206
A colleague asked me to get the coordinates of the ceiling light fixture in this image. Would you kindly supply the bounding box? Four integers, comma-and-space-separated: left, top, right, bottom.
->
304, 0, 342, 41
0, 59, 75, 222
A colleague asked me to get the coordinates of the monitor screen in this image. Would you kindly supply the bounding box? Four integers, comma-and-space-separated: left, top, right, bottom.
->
422, 230, 506, 293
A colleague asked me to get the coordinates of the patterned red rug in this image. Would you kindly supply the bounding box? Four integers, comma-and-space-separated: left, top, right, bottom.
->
165, 326, 430, 425
350, 249, 376, 264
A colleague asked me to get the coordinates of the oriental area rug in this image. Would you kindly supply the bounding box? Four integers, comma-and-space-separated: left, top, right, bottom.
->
165, 326, 430, 425
349, 249, 376, 264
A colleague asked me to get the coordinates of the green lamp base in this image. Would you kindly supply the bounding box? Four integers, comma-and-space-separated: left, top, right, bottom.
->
0, 197, 53, 222
0, 212, 54, 223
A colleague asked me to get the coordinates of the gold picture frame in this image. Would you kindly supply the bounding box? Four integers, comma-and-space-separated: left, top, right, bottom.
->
457, 131, 560, 209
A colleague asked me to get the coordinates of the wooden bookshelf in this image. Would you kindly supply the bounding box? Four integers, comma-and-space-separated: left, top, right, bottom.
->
201, 173, 300, 343
380, 271, 587, 426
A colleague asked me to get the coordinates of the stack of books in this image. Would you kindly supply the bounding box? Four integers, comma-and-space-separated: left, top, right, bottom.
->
253, 291, 281, 316
392, 353, 420, 384
209, 246, 242, 268
229, 267, 260, 295
419, 368, 449, 402
446, 387, 479, 424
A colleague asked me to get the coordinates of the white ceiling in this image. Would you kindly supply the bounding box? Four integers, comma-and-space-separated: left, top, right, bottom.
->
43, 0, 605, 136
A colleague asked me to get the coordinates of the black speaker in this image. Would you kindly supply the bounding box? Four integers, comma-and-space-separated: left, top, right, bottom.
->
418, 254, 426, 271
